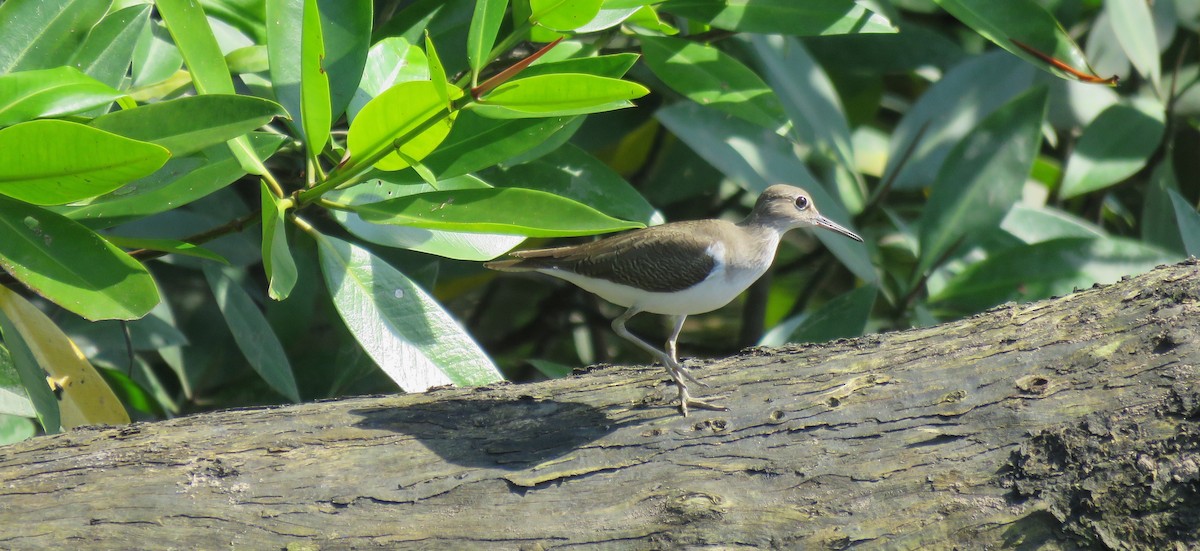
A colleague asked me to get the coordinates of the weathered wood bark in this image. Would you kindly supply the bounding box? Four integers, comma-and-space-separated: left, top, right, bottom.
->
1, 261, 1198, 550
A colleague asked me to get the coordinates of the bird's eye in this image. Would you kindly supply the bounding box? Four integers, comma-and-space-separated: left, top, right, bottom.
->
794, 195, 810, 210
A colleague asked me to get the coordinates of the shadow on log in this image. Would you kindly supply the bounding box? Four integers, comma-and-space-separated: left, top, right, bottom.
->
1, 260, 1198, 549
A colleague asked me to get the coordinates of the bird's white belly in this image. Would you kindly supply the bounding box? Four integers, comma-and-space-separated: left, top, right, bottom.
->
539, 254, 765, 316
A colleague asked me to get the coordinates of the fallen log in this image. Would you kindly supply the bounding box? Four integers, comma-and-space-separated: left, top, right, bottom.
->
1, 260, 1197, 549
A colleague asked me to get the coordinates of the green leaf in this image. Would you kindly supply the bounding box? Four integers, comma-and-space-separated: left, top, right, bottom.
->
529, 0, 603, 31
520, 52, 641, 80
203, 265, 301, 403
576, 6, 642, 33
328, 173, 525, 261
267, 0, 331, 155
0, 195, 159, 320
640, 35, 786, 131
527, 358, 574, 379
474, 73, 649, 118
102, 235, 230, 265
1166, 188, 1200, 257
750, 35, 861, 210
346, 37, 430, 122
763, 285, 877, 346
1142, 159, 1184, 253
261, 182, 297, 300
0, 67, 124, 128
425, 32, 450, 109
0, 414, 36, 445
347, 80, 462, 171
315, 233, 503, 390
0, 120, 169, 206
999, 205, 1105, 244
59, 133, 286, 229
1106, 0, 1160, 89
316, 0, 371, 121
656, 102, 876, 283
301, 0, 332, 156
0, 342, 35, 418
468, 0, 508, 83
917, 87, 1047, 275
354, 187, 645, 237
157, 0, 268, 176
67, 4, 151, 89
423, 111, 580, 179
883, 51, 1036, 191
0, 305, 59, 433
933, 0, 1109, 83
89, 95, 285, 157
659, 0, 895, 35
132, 19, 184, 88
930, 237, 1176, 315
0, 0, 110, 74
1059, 103, 1165, 199
486, 143, 660, 225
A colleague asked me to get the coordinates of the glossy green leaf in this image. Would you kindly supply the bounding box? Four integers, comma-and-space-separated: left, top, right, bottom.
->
261, 182, 297, 300
0, 195, 159, 320
315, 233, 503, 390
103, 235, 229, 265
660, 0, 894, 35
425, 32, 450, 109
1106, 0, 1160, 88
423, 111, 579, 179
1000, 205, 1105, 244
933, 0, 1109, 83
468, 0, 507, 83
203, 264, 300, 403
329, 173, 525, 261
354, 187, 644, 237
67, 4, 151, 89
1166, 188, 1200, 257
474, 73, 649, 118
768, 285, 877, 346
157, 0, 269, 176
529, 0, 603, 31
883, 51, 1036, 191
317, 0, 371, 120
0, 414, 36, 445
930, 237, 1176, 314
267, 0, 331, 155
641, 35, 786, 131
346, 37, 430, 122
301, 0, 332, 156
576, 6, 641, 33
0, 306, 59, 433
1142, 159, 1183, 253
132, 19, 183, 88
348, 80, 462, 172
918, 87, 1048, 275
0, 67, 124, 128
90, 95, 285, 157
486, 143, 660, 225
0, 0, 110, 74
60, 133, 286, 229
1059, 103, 1165, 199
520, 53, 640, 80
156, 0, 235, 95
0, 120, 169, 206
656, 102, 876, 283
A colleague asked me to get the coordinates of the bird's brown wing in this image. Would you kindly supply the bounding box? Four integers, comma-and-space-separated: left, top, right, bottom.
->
487, 222, 719, 293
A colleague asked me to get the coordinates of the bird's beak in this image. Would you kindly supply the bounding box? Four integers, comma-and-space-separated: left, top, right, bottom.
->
814, 215, 864, 242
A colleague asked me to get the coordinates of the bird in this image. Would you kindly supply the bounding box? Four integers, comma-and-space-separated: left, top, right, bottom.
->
485, 184, 864, 416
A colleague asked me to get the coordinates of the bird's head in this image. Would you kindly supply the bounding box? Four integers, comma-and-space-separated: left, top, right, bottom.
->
750, 184, 864, 242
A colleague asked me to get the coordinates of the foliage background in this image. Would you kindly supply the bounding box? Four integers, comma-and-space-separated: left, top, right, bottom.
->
0, 0, 1196, 443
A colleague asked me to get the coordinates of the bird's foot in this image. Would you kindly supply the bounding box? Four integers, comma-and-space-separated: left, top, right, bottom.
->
676, 384, 728, 417
671, 359, 710, 388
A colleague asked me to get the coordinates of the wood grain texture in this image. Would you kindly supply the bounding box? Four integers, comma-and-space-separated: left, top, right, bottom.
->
1, 260, 1197, 550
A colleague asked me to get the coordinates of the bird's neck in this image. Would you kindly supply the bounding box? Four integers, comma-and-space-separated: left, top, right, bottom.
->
728, 218, 787, 273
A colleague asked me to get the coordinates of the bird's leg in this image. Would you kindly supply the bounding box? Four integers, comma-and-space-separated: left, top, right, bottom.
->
612, 309, 726, 416
665, 315, 707, 389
